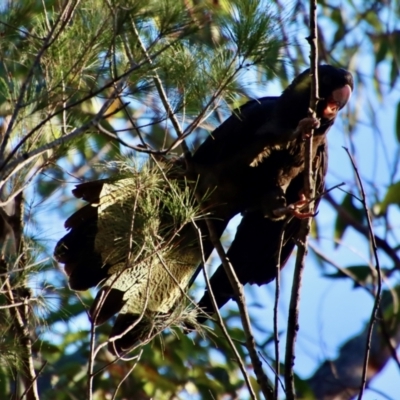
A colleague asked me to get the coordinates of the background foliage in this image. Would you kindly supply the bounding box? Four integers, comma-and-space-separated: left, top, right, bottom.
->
0, 0, 399, 399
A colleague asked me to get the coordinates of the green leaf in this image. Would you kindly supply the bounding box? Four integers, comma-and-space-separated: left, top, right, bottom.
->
396, 101, 400, 142
381, 287, 400, 322
364, 10, 382, 30
208, 366, 231, 383
294, 372, 315, 399
332, 10, 346, 44
324, 265, 390, 287
376, 181, 400, 214
0, 365, 9, 399
390, 57, 399, 88
334, 194, 364, 247
375, 34, 388, 65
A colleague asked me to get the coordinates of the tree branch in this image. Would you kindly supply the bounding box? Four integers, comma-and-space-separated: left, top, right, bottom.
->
202, 217, 274, 400
1, 194, 40, 400
284, 0, 319, 398
192, 221, 257, 400
342, 148, 383, 400
324, 193, 400, 271
273, 222, 287, 399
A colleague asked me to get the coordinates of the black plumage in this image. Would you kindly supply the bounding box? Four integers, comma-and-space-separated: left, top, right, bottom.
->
195, 144, 327, 316
192, 65, 353, 316
54, 65, 353, 354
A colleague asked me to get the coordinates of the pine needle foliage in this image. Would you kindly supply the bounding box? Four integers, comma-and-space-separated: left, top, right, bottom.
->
92, 158, 202, 275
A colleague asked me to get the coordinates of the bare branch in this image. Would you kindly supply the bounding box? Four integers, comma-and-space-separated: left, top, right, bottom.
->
273, 223, 286, 399
1, 245, 40, 400
192, 221, 257, 400
0, 88, 128, 193
284, 1, 319, 398
342, 148, 383, 400
309, 242, 400, 372
130, 19, 188, 152
20, 361, 48, 400
324, 193, 400, 271
202, 217, 274, 400
111, 349, 143, 400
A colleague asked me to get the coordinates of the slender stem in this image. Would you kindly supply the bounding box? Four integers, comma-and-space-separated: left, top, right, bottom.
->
111, 349, 143, 400
130, 20, 190, 154
87, 302, 98, 400
310, 242, 400, 371
192, 221, 257, 400
284, 1, 319, 398
324, 193, 400, 271
273, 224, 287, 399
203, 217, 274, 400
342, 148, 382, 400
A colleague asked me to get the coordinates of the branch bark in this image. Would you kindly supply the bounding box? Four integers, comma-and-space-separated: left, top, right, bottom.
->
284, 0, 319, 398
1, 194, 40, 400
193, 222, 257, 400
342, 148, 383, 400
324, 192, 400, 271
202, 217, 274, 400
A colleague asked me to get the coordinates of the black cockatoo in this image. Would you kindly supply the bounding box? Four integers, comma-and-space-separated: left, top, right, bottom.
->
54, 65, 353, 355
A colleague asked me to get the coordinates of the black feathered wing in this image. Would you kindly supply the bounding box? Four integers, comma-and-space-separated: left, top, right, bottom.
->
192, 97, 278, 165
55, 173, 207, 354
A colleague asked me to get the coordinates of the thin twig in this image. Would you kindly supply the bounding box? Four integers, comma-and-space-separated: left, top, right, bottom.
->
324, 193, 400, 271
309, 242, 400, 371
203, 217, 274, 400
130, 20, 190, 155
1, 193, 41, 400
259, 351, 286, 394
192, 221, 257, 400
19, 361, 48, 400
342, 148, 382, 400
0, 20, 44, 40
94, 122, 156, 154
130, 15, 245, 156
0, 94, 128, 193
273, 182, 344, 399
111, 349, 143, 400
284, 1, 319, 398
0, 162, 49, 208
0, 300, 37, 310
273, 223, 287, 399
3, 279, 39, 400
86, 292, 100, 400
